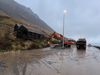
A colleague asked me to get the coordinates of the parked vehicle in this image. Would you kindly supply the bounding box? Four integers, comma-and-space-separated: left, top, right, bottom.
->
48, 32, 76, 48
76, 38, 86, 50
64, 41, 75, 48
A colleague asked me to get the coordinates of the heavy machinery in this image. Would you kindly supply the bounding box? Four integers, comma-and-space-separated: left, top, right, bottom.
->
76, 38, 86, 50
48, 32, 75, 48
64, 40, 75, 48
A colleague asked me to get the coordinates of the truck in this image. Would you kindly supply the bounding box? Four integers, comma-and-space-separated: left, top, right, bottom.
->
48, 32, 76, 48
64, 41, 75, 48
76, 38, 86, 50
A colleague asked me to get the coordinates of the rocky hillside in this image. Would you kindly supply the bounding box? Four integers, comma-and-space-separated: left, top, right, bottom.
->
0, 0, 54, 51
0, 0, 54, 35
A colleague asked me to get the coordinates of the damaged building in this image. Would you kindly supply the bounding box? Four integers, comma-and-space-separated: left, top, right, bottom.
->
14, 24, 45, 40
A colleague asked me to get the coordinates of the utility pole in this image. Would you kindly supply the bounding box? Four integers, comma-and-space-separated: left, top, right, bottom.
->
62, 10, 67, 48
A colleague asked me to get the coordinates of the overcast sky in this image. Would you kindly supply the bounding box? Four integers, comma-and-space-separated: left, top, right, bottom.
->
15, 0, 100, 44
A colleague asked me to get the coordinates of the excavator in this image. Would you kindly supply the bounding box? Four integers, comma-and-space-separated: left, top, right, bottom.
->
48, 32, 75, 48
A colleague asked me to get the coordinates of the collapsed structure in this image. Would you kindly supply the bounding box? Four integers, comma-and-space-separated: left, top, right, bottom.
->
14, 24, 45, 40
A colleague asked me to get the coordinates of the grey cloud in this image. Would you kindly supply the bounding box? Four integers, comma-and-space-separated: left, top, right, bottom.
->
16, 0, 100, 43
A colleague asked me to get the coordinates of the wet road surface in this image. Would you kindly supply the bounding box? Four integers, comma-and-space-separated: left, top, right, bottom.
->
0, 46, 100, 75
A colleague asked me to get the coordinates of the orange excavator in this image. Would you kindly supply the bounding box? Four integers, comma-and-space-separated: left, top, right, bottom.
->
48, 32, 75, 48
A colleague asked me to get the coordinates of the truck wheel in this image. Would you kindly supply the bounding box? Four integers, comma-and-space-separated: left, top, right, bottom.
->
64, 44, 67, 48
77, 47, 80, 49
68, 45, 71, 48
77, 45, 80, 49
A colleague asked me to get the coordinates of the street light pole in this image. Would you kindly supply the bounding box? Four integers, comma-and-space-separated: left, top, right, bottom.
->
62, 10, 67, 48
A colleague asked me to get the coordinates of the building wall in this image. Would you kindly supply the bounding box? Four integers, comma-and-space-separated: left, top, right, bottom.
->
14, 24, 45, 40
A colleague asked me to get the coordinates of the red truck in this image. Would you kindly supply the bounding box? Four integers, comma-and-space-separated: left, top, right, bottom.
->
64, 41, 75, 48
48, 32, 76, 48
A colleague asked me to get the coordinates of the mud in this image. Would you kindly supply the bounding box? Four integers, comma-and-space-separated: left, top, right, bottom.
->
0, 46, 100, 75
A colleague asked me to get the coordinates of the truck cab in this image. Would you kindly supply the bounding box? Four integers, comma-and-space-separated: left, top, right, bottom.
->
76, 38, 86, 50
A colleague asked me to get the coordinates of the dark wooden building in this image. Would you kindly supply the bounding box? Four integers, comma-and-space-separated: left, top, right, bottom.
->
14, 24, 45, 40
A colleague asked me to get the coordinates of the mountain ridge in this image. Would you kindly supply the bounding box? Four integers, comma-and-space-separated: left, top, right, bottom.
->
0, 0, 54, 35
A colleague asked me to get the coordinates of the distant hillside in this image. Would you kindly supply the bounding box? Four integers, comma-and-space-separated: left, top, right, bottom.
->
0, 0, 54, 35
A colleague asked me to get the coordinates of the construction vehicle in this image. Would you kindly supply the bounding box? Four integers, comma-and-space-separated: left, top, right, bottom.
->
76, 38, 86, 50
48, 32, 75, 48
64, 40, 75, 48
